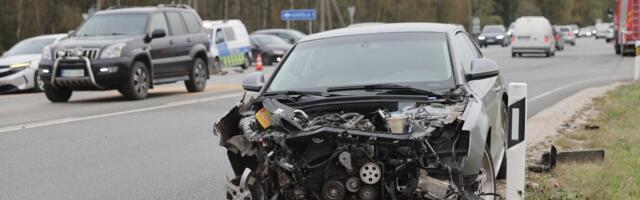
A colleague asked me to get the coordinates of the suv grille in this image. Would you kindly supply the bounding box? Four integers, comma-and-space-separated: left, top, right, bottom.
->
55, 48, 100, 60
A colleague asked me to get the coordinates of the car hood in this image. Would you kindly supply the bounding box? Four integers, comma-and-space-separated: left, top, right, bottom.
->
54, 36, 138, 49
0, 54, 40, 66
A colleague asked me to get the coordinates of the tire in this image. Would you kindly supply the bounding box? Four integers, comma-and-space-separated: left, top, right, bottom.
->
185, 58, 207, 93
240, 54, 251, 70
119, 61, 150, 100
477, 149, 497, 200
32, 71, 45, 92
43, 84, 72, 102
545, 52, 550, 57
511, 52, 516, 58
615, 44, 621, 55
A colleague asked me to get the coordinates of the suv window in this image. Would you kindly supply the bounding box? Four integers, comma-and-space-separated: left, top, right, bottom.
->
166, 12, 186, 35
223, 27, 236, 41
215, 29, 225, 44
454, 32, 480, 72
149, 13, 169, 34
180, 12, 201, 34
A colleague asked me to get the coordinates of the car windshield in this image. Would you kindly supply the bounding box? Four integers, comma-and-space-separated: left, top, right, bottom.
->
4, 38, 57, 56
267, 32, 454, 93
559, 27, 571, 32
288, 30, 307, 39
483, 26, 503, 33
255, 36, 288, 46
75, 13, 148, 37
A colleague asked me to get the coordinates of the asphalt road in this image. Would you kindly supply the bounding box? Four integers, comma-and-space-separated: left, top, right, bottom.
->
0, 38, 634, 199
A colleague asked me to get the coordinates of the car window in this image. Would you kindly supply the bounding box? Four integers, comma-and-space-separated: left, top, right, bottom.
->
454, 32, 480, 72
149, 12, 169, 34
75, 13, 148, 36
268, 32, 454, 92
223, 27, 236, 41
215, 29, 225, 44
180, 12, 201, 34
166, 12, 186, 35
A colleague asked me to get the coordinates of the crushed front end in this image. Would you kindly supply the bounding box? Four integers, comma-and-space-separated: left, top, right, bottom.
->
215, 95, 490, 200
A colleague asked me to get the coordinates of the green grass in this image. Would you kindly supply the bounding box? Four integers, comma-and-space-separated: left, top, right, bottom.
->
527, 83, 640, 200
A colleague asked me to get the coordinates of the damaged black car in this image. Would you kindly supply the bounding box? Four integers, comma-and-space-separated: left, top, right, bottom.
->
215, 23, 513, 200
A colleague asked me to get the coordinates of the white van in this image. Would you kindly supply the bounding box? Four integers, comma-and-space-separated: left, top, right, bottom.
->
511, 16, 556, 57
203, 19, 252, 71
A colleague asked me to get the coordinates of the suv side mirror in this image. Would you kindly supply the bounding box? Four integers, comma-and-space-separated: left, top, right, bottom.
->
242, 72, 265, 92
145, 29, 166, 43
466, 58, 500, 81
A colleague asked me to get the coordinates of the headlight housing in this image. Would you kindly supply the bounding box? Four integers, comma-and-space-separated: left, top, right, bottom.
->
478, 36, 486, 40
100, 43, 126, 59
42, 45, 52, 60
496, 35, 505, 39
9, 62, 30, 70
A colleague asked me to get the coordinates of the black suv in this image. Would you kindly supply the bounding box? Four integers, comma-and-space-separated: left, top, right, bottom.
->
39, 5, 212, 102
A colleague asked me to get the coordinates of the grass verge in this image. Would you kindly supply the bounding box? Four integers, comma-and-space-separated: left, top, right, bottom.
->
527, 83, 640, 199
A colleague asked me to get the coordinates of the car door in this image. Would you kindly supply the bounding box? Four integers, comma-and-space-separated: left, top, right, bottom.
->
180, 11, 206, 74
165, 11, 191, 75
148, 12, 173, 78
214, 28, 231, 66
455, 32, 504, 167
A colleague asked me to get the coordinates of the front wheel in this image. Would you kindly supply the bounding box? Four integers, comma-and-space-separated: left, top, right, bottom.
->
33, 71, 45, 92
119, 61, 150, 100
185, 58, 207, 92
44, 84, 72, 102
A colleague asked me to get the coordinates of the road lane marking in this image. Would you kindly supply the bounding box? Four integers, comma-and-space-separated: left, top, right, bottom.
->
530, 77, 609, 103
0, 92, 243, 133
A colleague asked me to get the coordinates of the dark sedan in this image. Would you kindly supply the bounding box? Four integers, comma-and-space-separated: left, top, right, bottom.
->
251, 29, 307, 44
249, 34, 292, 66
477, 25, 510, 48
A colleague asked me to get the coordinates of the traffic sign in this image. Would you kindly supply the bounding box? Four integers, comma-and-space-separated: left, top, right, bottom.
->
281, 9, 317, 21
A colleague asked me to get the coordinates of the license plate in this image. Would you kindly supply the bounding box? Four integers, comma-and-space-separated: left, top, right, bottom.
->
61, 69, 85, 77
487, 39, 495, 42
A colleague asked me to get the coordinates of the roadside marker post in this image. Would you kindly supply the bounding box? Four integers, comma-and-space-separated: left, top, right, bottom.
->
507, 83, 527, 200
635, 41, 640, 80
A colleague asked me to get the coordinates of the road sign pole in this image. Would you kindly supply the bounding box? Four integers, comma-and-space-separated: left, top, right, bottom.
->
308, 20, 312, 34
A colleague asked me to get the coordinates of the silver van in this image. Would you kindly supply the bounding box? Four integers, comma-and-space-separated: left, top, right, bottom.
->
511, 16, 556, 57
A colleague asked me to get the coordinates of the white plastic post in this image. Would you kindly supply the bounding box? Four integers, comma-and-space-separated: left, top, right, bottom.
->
506, 83, 527, 200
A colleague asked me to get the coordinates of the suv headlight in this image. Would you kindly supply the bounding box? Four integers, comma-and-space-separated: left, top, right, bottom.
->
100, 43, 126, 59
496, 35, 504, 39
42, 45, 52, 60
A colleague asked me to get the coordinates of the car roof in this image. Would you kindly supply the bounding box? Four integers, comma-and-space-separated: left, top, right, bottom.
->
95, 6, 192, 15
299, 23, 458, 42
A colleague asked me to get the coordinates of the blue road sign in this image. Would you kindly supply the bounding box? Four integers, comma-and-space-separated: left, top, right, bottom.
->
281, 9, 317, 21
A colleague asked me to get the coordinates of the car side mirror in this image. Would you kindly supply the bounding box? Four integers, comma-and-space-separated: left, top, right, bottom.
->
67, 30, 75, 37
466, 58, 500, 81
242, 72, 265, 92
145, 29, 166, 43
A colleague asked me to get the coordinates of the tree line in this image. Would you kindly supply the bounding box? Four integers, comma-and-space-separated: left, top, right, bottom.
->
0, 0, 612, 54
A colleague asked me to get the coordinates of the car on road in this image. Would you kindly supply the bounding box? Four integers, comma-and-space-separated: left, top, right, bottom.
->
477, 24, 510, 47
613, 0, 639, 56
251, 29, 307, 44
511, 16, 556, 57
568, 24, 580, 36
0, 34, 66, 93
595, 22, 612, 39
578, 27, 594, 37
553, 26, 565, 51
557, 25, 576, 46
39, 5, 212, 102
203, 19, 252, 71
249, 34, 292, 66
216, 23, 522, 200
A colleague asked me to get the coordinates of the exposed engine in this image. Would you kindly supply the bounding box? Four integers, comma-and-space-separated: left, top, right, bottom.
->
215, 96, 492, 200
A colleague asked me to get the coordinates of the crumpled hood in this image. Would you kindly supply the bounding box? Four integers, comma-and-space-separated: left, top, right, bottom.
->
0, 54, 40, 67
53, 36, 138, 50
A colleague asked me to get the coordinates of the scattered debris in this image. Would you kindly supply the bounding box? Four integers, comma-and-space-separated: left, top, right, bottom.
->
583, 124, 600, 130
528, 144, 605, 173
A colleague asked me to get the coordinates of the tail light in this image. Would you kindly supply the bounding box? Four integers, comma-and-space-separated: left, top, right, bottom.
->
569, 32, 573, 37
544, 35, 550, 43
511, 35, 516, 43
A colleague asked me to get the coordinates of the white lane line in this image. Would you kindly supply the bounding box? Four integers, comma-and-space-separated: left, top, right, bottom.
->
0, 92, 243, 133
530, 77, 609, 103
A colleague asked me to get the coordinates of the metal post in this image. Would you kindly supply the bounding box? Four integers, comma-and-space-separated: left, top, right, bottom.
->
287, 0, 293, 29
308, 20, 312, 34
635, 41, 640, 80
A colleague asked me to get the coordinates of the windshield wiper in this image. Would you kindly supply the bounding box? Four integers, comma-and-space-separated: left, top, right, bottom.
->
262, 90, 328, 97
326, 83, 442, 97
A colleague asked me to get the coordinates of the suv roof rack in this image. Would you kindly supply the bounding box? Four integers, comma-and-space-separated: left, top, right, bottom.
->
157, 4, 192, 9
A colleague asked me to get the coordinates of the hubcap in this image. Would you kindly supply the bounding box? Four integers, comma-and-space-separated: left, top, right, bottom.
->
195, 62, 205, 87
133, 68, 148, 95
36, 74, 44, 91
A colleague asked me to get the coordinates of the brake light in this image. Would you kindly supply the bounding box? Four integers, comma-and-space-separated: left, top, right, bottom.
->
544, 35, 550, 43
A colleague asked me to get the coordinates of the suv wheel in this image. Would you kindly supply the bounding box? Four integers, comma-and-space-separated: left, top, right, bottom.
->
240, 54, 251, 70
44, 84, 72, 102
185, 58, 207, 92
119, 61, 149, 100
